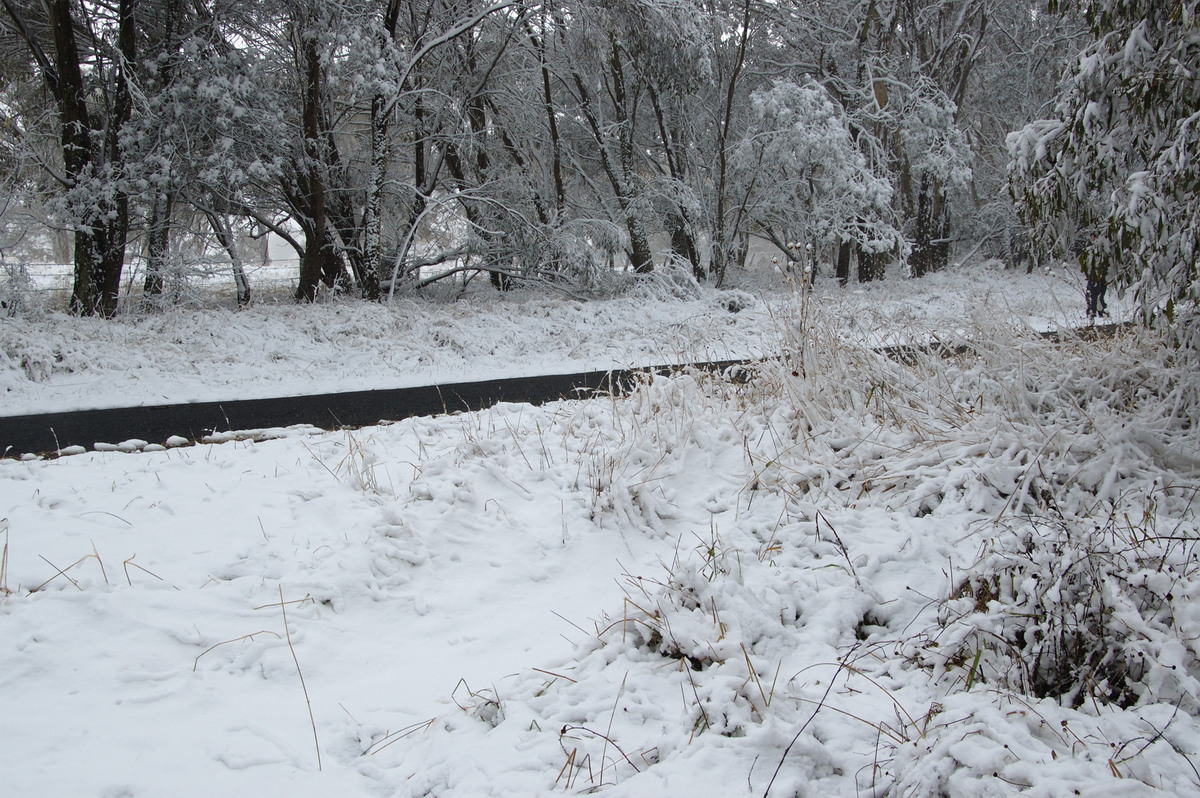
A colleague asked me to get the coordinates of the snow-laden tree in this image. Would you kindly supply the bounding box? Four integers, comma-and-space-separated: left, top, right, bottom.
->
0, 23, 64, 269
267, 0, 356, 303
1009, 0, 1200, 324
539, 0, 711, 277
3, 0, 137, 316
889, 76, 973, 276
755, 0, 978, 279
887, 0, 983, 276
704, 0, 764, 285
1, 0, 277, 310
0, 0, 1118, 313
122, 0, 279, 306
959, 1, 1085, 267
219, 0, 518, 302
351, 0, 535, 296
736, 80, 902, 277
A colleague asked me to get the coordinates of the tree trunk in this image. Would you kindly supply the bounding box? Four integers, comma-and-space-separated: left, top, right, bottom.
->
95, 0, 136, 316
836, 240, 852, 285
143, 189, 173, 301
712, 0, 754, 287
608, 41, 652, 276
205, 211, 252, 306
650, 86, 703, 280
570, 51, 652, 275
910, 174, 950, 277
728, 230, 750, 274
535, 22, 564, 217
361, 0, 402, 301
627, 217, 654, 275
295, 25, 326, 303
319, 230, 350, 292
857, 244, 884, 282
31, 0, 134, 317
670, 222, 701, 275
363, 91, 387, 300
442, 72, 512, 290
387, 90, 438, 295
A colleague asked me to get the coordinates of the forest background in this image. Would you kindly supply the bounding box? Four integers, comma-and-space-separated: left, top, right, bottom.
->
0, 0, 1146, 317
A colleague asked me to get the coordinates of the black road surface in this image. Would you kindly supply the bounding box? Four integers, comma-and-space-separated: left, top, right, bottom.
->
0, 361, 752, 459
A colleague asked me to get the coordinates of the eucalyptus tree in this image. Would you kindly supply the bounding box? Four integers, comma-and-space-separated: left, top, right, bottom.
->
735, 79, 901, 278
349, 0, 533, 296
185, 0, 392, 304
1010, 0, 1200, 328
754, 0, 978, 279
213, 0, 498, 302
404, 1, 528, 289
887, 0, 984, 276
454, 3, 576, 286
259, 0, 356, 303
425, 0, 625, 291
128, 0, 187, 302
544, 0, 656, 275
123, 0, 277, 306
526, 0, 711, 277
394, 0, 714, 289
0, 0, 272, 310
0, 23, 61, 268
704, 0, 764, 285
2, 0, 138, 316
604, 0, 711, 279
359, 0, 402, 299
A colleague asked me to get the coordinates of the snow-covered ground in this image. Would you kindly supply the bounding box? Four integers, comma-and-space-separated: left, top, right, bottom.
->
2, 260, 1105, 417
4, 262, 1197, 797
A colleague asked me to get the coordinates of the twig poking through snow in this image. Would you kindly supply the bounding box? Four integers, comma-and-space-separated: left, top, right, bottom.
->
762, 657, 849, 798
279, 585, 321, 772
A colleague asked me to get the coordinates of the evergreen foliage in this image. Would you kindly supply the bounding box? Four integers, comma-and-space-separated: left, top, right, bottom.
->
1010, 0, 1199, 326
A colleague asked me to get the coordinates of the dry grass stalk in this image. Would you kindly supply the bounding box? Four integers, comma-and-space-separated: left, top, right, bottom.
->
192, 630, 282, 671
122, 554, 165, 586
0, 518, 9, 596
278, 585, 322, 771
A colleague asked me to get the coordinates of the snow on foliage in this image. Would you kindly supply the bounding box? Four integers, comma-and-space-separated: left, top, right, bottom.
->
739, 80, 903, 257
0, 274, 1196, 796
896, 76, 973, 190
1009, 0, 1200, 332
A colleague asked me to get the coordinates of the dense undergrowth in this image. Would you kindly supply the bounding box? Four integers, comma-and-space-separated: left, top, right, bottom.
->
447, 301, 1200, 796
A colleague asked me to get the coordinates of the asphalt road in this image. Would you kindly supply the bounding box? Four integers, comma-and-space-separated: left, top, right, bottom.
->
0, 360, 752, 458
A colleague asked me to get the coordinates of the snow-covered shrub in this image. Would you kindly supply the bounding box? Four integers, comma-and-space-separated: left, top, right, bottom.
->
0, 261, 35, 316
499, 217, 630, 294
626, 258, 705, 302
745, 303, 1200, 791
903, 335, 1200, 706
929, 502, 1200, 710
595, 522, 826, 741
886, 691, 1200, 797
712, 289, 755, 315
341, 298, 1198, 797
